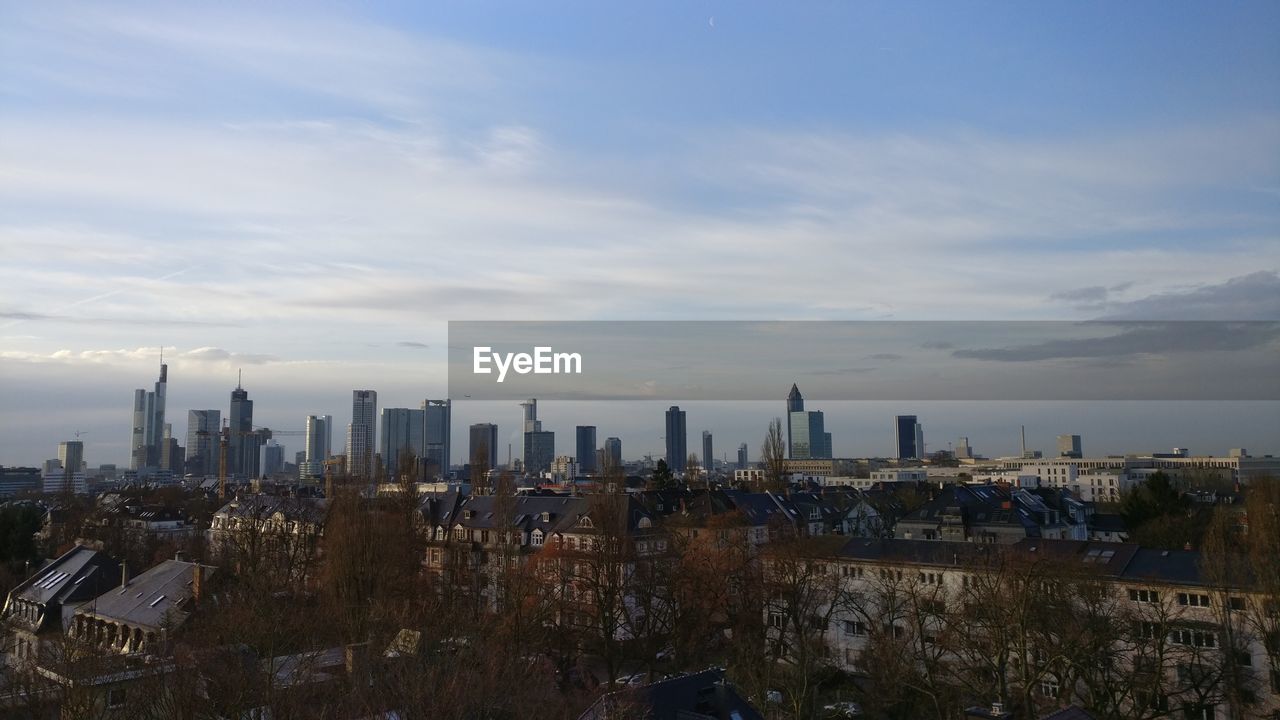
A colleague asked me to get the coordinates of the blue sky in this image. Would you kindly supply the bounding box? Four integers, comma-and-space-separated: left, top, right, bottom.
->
1, 1, 1277, 466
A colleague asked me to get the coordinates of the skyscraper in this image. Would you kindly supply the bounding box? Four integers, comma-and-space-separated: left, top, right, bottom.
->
664, 406, 687, 472
422, 399, 451, 475
524, 430, 555, 475
58, 440, 84, 476
701, 430, 713, 472
229, 375, 261, 479
737, 443, 748, 469
185, 410, 220, 477
576, 425, 598, 473
469, 423, 499, 470
603, 436, 622, 470
1057, 434, 1082, 458
520, 399, 540, 433
381, 407, 425, 479
895, 415, 923, 460
263, 441, 284, 476
347, 390, 378, 479
786, 383, 804, 458
303, 414, 333, 479
789, 411, 829, 459
129, 361, 167, 471
520, 399, 545, 474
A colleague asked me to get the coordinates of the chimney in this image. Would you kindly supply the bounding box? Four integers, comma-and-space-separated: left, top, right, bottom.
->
191, 564, 202, 604
345, 642, 371, 685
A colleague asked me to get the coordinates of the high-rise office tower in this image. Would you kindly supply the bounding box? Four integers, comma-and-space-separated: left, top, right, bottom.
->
520, 398, 545, 474
524, 430, 555, 475
185, 410, 220, 477
1057, 434, 1082, 458
786, 383, 804, 457
789, 410, 829, 459
160, 423, 183, 474
786, 384, 830, 459
229, 374, 261, 479
955, 437, 973, 459
701, 431, 713, 472
263, 441, 284, 476
129, 361, 167, 470
737, 443, 749, 469
604, 436, 622, 469
58, 441, 84, 477
380, 407, 425, 479
576, 425, 598, 473
303, 414, 333, 479
422, 399, 451, 475
665, 406, 687, 472
469, 423, 499, 470
520, 399, 540, 433
895, 415, 922, 460
346, 390, 378, 479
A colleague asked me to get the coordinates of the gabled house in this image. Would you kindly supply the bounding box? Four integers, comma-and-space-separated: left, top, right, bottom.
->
3, 545, 120, 663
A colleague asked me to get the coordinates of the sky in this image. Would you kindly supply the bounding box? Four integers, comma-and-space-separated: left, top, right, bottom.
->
1, 1, 1278, 467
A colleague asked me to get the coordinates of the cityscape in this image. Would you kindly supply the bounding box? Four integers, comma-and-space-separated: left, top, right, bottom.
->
1, 2, 1279, 720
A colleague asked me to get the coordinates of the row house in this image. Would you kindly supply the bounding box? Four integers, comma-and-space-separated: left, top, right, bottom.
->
70, 558, 217, 656
768, 537, 1279, 720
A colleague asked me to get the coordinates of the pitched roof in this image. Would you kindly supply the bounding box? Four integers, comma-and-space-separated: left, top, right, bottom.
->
5, 545, 120, 631
78, 559, 215, 631
578, 668, 763, 720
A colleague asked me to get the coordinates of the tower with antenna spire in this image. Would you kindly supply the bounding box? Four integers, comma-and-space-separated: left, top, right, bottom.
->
129, 350, 168, 472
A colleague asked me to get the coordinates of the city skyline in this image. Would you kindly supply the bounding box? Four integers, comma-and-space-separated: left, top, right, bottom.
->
2, 2, 1277, 468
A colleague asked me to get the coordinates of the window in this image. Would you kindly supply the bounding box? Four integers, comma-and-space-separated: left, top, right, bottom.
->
1178, 592, 1210, 607
843, 620, 867, 637
1234, 650, 1252, 667
1170, 628, 1216, 648
1228, 596, 1245, 611
1040, 677, 1060, 698
1182, 704, 1215, 720
768, 612, 784, 629
108, 688, 126, 709
1129, 588, 1159, 603
1134, 621, 1160, 640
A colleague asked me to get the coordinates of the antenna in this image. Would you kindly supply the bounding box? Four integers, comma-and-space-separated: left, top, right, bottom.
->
237, 368, 242, 389
1020, 425, 1026, 458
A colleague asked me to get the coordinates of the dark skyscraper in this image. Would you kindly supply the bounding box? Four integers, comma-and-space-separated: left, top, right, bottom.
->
380, 407, 425, 478
229, 374, 260, 479
185, 409, 220, 477
665, 406, 687, 472
469, 423, 498, 470
604, 436, 622, 469
702, 430, 713, 472
737, 443, 748, 469
576, 425, 597, 473
263, 441, 284, 476
786, 383, 803, 457
524, 430, 555, 474
422, 399, 451, 474
895, 414, 923, 460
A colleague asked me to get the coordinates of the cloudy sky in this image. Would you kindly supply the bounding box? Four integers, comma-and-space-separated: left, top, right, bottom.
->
1, 1, 1277, 467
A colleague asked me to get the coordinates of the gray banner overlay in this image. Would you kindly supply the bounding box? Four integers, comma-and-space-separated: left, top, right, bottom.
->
447, 321, 1280, 401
